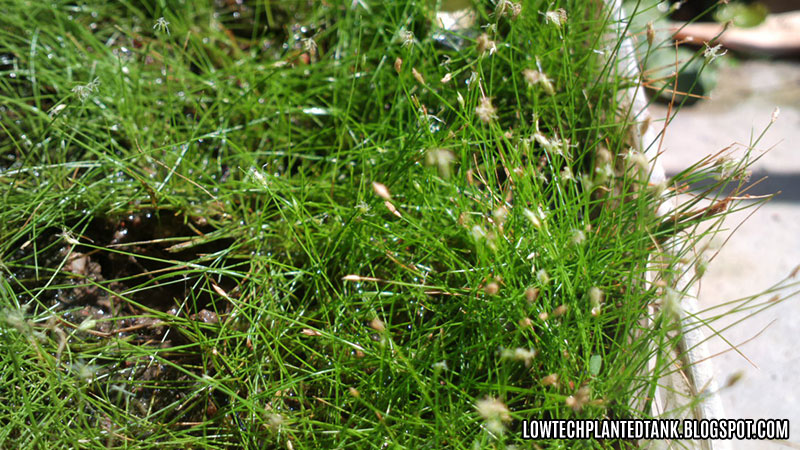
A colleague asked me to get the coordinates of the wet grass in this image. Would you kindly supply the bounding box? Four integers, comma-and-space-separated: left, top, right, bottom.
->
0, 0, 791, 448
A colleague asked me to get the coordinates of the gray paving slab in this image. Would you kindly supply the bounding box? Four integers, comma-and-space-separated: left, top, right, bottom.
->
650, 59, 800, 448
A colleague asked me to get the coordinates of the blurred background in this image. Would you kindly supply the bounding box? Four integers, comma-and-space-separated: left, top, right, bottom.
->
643, 1, 800, 447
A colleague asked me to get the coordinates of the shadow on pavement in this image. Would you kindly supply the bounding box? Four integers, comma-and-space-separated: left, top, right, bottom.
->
665, 170, 800, 203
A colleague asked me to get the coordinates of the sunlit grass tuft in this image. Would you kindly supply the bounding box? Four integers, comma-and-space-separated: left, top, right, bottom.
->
0, 0, 795, 448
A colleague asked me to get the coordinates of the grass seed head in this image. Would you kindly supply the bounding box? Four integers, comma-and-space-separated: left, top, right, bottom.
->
2, 306, 32, 335
372, 182, 391, 200
432, 360, 448, 371
595, 163, 615, 183
570, 229, 585, 245
485, 281, 500, 296
268, 414, 283, 432
695, 255, 709, 278
71, 78, 100, 103
412, 67, 425, 84
48, 103, 67, 118
77, 317, 97, 332
500, 347, 537, 366
662, 288, 682, 320
523, 207, 544, 228
355, 201, 371, 214
471, 224, 487, 241
714, 156, 745, 181
626, 149, 649, 173
369, 317, 385, 332
523, 69, 555, 95
536, 269, 550, 285
476, 397, 510, 423
384, 200, 402, 218
425, 148, 455, 178
724, 371, 745, 388
397, 29, 414, 48
560, 166, 574, 182
302, 38, 318, 56
60, 229, 80, 245
153, 17, 170, 35
492, 206, 509, 226
650, 180, 667, 197
476, 33, 497, 55
540, 373, 558, 386
565, 386, 591, 411
771, 107, 780, 123
596, 147, 613, 164
70, 360, 99, 383
703, 43, 727, 63
646, 21, 655, 46
525, 287, 540, 303
589, 287, 604, 316
544, 9, 567, 28
475, 96, 498, 123
495, 0, 522, 20
640, 115, 652, 135
533, 132, 562, 155
394, 57, 402, 73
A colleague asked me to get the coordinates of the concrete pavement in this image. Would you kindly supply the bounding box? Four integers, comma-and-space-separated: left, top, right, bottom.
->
650, 59, 800, 449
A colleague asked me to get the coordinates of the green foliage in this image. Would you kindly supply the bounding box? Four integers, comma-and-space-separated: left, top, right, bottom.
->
0, 0, 785, 448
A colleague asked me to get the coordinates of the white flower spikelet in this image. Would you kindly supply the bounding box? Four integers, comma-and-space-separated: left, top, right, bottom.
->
536, 268, 550, 285
560, 166, 574, 182
71, 78, 100, 103
48, 103, 67, 118
533, 132, 566, 156
523, 69, 555, 96
495, 0, 522, 19
703, 43, 727, 63
425, 148, 455, 178
646, 21, 655, 46
476, 397, 511, 434
471, 224, 487, 241
397, 29, 414, 48
249, 167, 269, 187
662, 287, 682, 320
589, 287, 603, 317
355, 201, 371, 214
626, 149, 649, 171
476, 33, 497, 55
771, 107, 780, 124
545, 9, 567, 28
714, 156, 745, 181
500, 347, 537, 366
523, 207, 545, 229
153, 17, 170, 35
475, 97, 497, 123
570, 229, 585, 245
371, 181, 391, 200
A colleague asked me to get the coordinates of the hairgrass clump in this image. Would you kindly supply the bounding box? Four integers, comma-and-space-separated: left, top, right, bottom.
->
0, 0, 790, 448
